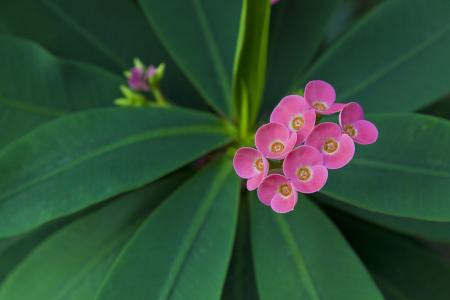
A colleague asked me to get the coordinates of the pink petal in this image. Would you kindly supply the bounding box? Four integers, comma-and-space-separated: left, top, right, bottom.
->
291, 165, 328, 194
128, 67, 149, 91
271, 0, 280, 4
352, 119, 378, 145
305, 122, 342, 151
320, 103, 345, 115
255, 123, 296, 159
271, 192, 298, 214
324, 134, 355, 169
270, 96, 313, 143
247, 172, 265, 191
257, 174, 286, 206
283, 145, 323, 179
145, 65, 156, 78
233, 147, 262, 179
304, 80, 336, 111
295, 109, 316, 145
339, 102, 364, 126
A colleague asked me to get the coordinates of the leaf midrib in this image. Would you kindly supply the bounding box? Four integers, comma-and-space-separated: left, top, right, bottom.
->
42, 0, 126, 68
275, 215, 321, 300
295, 5, 450, 96
192, 0, 231, 111
161, 162, 232, 299
339, 22, 450, 99
0, 125, 228, 203
352, 157, 450, 178
0, 97, 66, 117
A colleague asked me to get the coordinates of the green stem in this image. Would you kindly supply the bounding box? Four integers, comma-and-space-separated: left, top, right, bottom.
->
150, 83, 169, 107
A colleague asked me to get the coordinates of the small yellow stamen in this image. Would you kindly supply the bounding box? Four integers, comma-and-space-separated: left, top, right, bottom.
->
278, 183, 292, 197
313, 102, 327, 111
323, 138, 338, 154
297, 167, 311, 181
270, 141, 285, 153
255, 157, 264, 172
290, 115, 305, 131
344, 124, 357, 138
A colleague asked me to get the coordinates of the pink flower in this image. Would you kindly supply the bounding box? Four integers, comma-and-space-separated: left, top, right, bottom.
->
271, 0, 281, 4
257, 174, 297, 213
304, 80, 344, 115
233, 147, 269, 191
255, 123, 297, 160
339, 102, 378, 145
283, 145, 328, 193
305, 122, 355, 169
270, 95, 316, 145
128, 65, 156, 91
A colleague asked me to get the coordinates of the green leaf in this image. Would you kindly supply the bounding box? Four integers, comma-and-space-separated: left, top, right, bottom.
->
263, 0, 338, 111
250, 196, 383, 300
321, 113, 450, 221
0, 0, 204, 109
96, 158, 240, 300
138, 0, 242, 117
0, 36, 122, 148
321, 196, 450, 244
299, 0, 450, 113
222, 196, 259, 300
0, 107, 232, 238
332, 212, 450, 300
0, 225, 60, 284
233, 0, 270, 125
421, 95, 450, 120
0, 173, 182, 300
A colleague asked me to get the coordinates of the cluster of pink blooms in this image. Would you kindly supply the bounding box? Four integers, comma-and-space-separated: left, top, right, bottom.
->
128, 65, 156, 91
233, 80, 378, 213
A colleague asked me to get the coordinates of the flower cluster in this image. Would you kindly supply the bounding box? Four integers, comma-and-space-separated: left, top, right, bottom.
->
233, 80, 378, 213
115, 59, 166, 107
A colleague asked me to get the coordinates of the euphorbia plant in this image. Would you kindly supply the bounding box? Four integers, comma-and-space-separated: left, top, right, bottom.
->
0, 0, 449, 299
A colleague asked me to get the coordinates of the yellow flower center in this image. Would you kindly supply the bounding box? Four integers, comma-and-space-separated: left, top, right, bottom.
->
290, 115, 305, 131
313, 102, 327, 111
296, 167, 312, 181
255, 157, 264, 172
270, 141, 285, 153
323, 138, 339, 154
278, 183, 292, 197
344, 124, 357, 137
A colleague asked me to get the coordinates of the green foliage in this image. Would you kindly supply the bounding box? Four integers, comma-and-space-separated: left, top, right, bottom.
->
138, 0, 242, 116
0, 36, 121, 148
97, 159, 239, 299
298, 0, 450, 113
322, 113, 450, 220
0, 174, 182, 299
0, 0, 449, 298
0, 107, 231, 238
251, 195, 383, 300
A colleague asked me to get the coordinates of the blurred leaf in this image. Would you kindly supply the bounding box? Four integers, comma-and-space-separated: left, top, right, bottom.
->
222, 196, 259, 300
96, 158, 240, 300
321, 113, 450, 221
138, 0, 242, 116
299, 0, 450, 113
263, 0, 338, 111
0, 173, 183, 300
0, 0, 204, 109
0, 36, 121, 148
0, 107, 232, 238
0, 222, 63, 284
320, 195, 450, 244
250, 196, 383, 300
331, 211, 450, 300
233, 0, 270, 124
